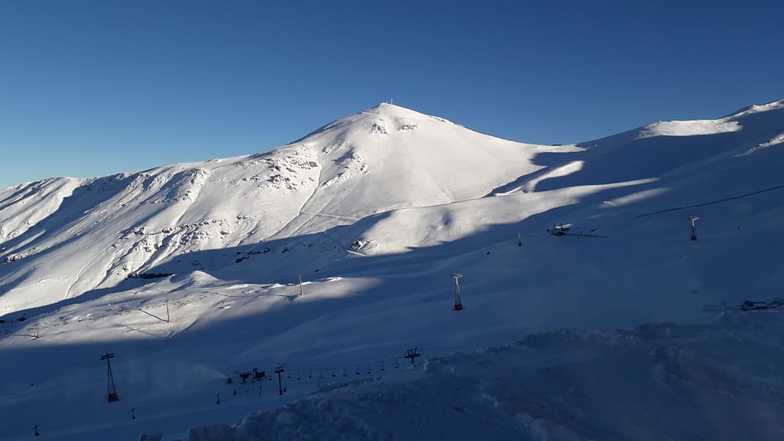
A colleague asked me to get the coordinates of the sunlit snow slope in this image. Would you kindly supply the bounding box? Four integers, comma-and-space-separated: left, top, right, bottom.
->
0, 103, 562, 313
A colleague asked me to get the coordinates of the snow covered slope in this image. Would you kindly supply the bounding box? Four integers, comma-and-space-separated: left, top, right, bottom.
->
184, 311, 784, 441
0, 103, 564, 313
2, 98, 784, 440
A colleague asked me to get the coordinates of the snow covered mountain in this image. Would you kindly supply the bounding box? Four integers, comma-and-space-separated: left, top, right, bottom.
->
0, 103, 564, 313
4, 100, 784, 313
2, 99, 784, 440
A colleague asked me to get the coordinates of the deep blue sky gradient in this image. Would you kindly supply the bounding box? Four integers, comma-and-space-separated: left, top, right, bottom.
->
1, 0, 782, 187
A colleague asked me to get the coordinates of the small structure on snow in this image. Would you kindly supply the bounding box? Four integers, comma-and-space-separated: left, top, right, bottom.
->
404, 347, 421, 366
548, 223, 572, 237
738, 298, 784, 311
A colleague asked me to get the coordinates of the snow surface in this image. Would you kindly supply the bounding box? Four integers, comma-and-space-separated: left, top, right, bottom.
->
639, 119, 741, 137
2, 99, 784, 440
183, 311, 784, 441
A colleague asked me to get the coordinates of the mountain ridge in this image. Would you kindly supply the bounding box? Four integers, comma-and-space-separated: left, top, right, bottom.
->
1, 97, 783, 315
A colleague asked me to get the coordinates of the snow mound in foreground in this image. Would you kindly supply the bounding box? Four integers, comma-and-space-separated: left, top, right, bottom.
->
181, 311, 784, 441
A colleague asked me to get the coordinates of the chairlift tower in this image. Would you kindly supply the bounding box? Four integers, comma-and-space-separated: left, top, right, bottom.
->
689, 216, 700, 241
451, 273, 464, 311
274, 365, 285, 396
100, 352, 120, 402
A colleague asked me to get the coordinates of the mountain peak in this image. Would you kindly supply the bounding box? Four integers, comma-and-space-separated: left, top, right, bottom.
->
366, 101, 404, 111
294, 102, 454, 144
362, 101, 437, 120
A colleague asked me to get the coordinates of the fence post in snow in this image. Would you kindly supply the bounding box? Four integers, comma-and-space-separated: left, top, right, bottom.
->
275, 366, 285, 396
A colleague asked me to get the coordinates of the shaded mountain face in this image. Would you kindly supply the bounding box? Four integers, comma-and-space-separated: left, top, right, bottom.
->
1, 99, 783, 314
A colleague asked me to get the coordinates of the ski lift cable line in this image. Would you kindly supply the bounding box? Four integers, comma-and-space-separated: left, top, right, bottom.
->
224, 353, 414, 376
137, 307, 169, 323
217, 345, 500, 393
547, 184, 784, 238
219, 341, 483, 380
633, 184, 784, 219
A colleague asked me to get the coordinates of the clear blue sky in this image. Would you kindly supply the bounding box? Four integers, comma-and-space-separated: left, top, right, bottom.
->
1, 0, 782, 187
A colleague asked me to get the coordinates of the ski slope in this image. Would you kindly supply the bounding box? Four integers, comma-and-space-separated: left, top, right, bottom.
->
1, 99, 784, 440
185, 311, 784, 441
